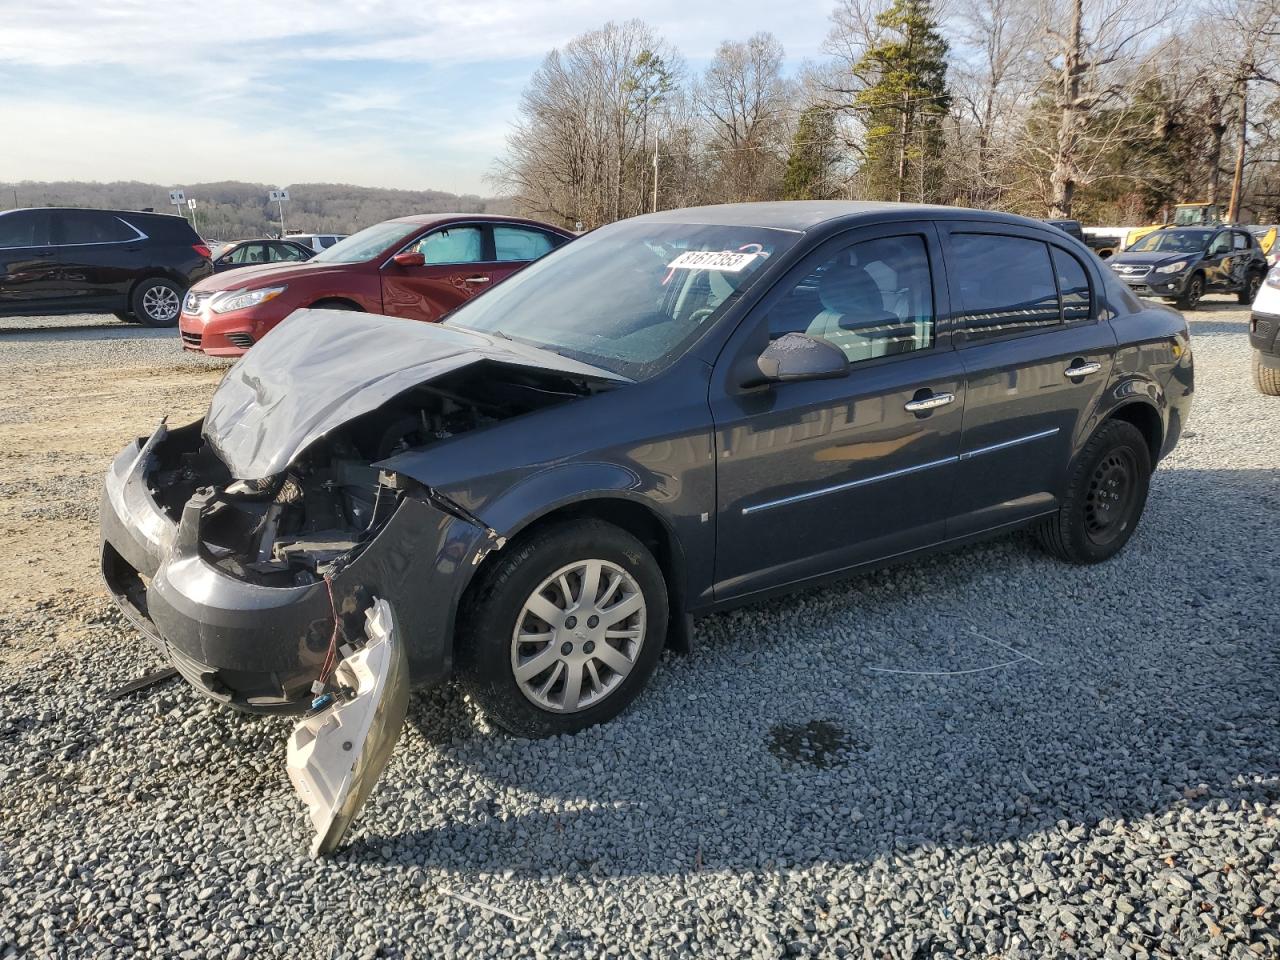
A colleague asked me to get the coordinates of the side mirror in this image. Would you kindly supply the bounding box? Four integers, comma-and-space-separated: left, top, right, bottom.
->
391, 251, 425, 268
751, 332, 849, 385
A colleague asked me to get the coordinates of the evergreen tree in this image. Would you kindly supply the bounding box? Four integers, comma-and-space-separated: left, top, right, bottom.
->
782, 107, 840, 199
852, 0, 950, 202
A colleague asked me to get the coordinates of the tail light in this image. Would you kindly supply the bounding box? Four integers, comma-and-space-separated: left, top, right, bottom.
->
193, 244, 212, 259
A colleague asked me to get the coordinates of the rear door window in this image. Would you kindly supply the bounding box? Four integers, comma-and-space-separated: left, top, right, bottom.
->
228, 243, 268, 265
950, 234, 1061, 341
1051, 247, 1092, 322
268, 242, 309, 262
493, 226, 556, 262
55, 210, 136, 245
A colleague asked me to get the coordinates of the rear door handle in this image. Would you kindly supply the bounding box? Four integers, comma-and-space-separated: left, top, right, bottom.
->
904, 392, 955, 413
1064, 361, 1102, 378
463, 276, 490, 284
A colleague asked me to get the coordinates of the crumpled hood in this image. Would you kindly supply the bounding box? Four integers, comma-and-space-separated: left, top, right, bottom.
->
203, 309, 624, 480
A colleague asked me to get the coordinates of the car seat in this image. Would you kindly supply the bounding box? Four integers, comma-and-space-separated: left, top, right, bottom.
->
806, 264, 907, 362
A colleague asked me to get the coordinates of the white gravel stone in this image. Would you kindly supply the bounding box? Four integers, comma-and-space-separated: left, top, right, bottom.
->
0, 302, 1277, 958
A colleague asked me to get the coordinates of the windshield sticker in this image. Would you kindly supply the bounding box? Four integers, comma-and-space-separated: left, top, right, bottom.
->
667, 250, 760, 272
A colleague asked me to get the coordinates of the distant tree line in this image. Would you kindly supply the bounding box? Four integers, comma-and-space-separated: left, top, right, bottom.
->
496, 0, 1280, 229
0, 180, 510, 240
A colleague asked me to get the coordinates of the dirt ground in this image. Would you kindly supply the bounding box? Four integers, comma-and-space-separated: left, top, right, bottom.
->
0, 327, 224, 667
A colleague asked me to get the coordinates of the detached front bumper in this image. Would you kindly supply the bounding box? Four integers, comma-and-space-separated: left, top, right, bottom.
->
100, 421, 488, 713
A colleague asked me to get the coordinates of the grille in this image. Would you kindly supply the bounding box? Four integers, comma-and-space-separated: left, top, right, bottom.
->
181, 331, 202, 348
1112, 264, 1152, 279
227, 332, 255, 349
183, 290, 215, 314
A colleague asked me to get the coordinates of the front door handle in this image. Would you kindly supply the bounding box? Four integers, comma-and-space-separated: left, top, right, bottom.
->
1064, 361, 1102, 378
904, 392, 955, 413
463, 276, 490, 285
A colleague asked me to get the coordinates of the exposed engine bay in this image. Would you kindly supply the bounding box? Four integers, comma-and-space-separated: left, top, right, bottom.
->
144, 361, 606, 588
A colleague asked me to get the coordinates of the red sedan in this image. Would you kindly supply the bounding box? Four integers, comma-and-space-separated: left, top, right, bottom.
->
179, 214, 573, 356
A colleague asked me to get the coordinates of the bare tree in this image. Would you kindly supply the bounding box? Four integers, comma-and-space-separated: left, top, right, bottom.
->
494, 21, 682, 229
1203, 0, 1280, 220
948, 0, 1040, 206
693, 33, 794, 202
1037, 0, 1174, 218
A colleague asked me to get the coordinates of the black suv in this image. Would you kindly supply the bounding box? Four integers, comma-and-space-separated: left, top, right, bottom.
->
1105, 225, 1268, 310
0, 207, 213, 326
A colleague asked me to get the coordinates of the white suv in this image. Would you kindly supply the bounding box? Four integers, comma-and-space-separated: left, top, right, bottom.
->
285, 233, 346, 253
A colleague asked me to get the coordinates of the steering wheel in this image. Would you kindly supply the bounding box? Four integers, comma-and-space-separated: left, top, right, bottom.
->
687, 307, 717, 325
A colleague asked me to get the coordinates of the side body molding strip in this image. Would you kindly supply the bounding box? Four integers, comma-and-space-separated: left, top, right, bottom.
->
741, 427, 1060, 516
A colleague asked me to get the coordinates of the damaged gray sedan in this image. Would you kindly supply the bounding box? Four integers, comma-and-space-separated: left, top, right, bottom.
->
100, 202, 1192, 852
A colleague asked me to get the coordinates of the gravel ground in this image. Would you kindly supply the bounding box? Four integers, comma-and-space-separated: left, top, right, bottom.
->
1, 304, 1278, 959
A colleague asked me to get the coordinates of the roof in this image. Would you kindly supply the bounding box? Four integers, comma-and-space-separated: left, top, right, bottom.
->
632, 200, 1051, 233
386, 212, 559, 227
1, 206, 187, 219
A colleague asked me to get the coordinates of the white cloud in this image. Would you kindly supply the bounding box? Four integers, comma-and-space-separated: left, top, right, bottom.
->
0, 0, 836, 191
0, 0, 833, 71
0, 99, 494, 194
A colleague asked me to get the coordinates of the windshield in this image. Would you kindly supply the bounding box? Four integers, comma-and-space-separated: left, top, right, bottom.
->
1127, 230, 1211, 254
311, 222, 418, 263
446, 220, 798, 379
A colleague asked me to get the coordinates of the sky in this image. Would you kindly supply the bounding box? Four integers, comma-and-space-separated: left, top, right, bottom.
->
0, 0, 834, 196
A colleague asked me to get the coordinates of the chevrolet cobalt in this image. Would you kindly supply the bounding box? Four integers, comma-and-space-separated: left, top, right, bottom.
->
100, 202, 1193, 852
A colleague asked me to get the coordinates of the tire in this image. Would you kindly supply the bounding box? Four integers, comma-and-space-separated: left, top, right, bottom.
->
130, 278, 183, 327
457, 519, 668, 738
309, 299, 360, 312
113, 311, 140, 324
1034, 419, 1152, 564
1255, 350, 1280, 396
1238, 271, 1264, 304
1175, 274, 1204, 311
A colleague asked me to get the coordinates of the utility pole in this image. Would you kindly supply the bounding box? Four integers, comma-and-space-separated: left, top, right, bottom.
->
1227, 76, 1248, 223
652, 136, 660, 213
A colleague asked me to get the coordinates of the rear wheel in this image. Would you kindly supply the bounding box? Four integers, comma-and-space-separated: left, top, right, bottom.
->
1254, 350, 1280, 396
1238, 271, 1264, 304
1034, 420, 1152, 564
458, 519, 668, 738
130, 278, 183, 327
1175, 274, 1204, 311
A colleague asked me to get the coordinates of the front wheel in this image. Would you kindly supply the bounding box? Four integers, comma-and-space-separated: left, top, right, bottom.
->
1034, 420, 1152, 564
1238, 271, 1264, 304
1175, 274, 1204, 311
457, 519, 668, 738
131, 278, 183, 327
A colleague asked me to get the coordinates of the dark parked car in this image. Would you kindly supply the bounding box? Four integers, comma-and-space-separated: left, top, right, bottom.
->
101, 201, 1193, 852
0, 207, 212, 325
1106, 225, 1267, 309
213, 238, 315, 273
179, 214, 572, 356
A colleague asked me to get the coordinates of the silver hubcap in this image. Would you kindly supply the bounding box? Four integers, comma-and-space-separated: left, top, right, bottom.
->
510, 559, 646, 714
142, 285, 179, 321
